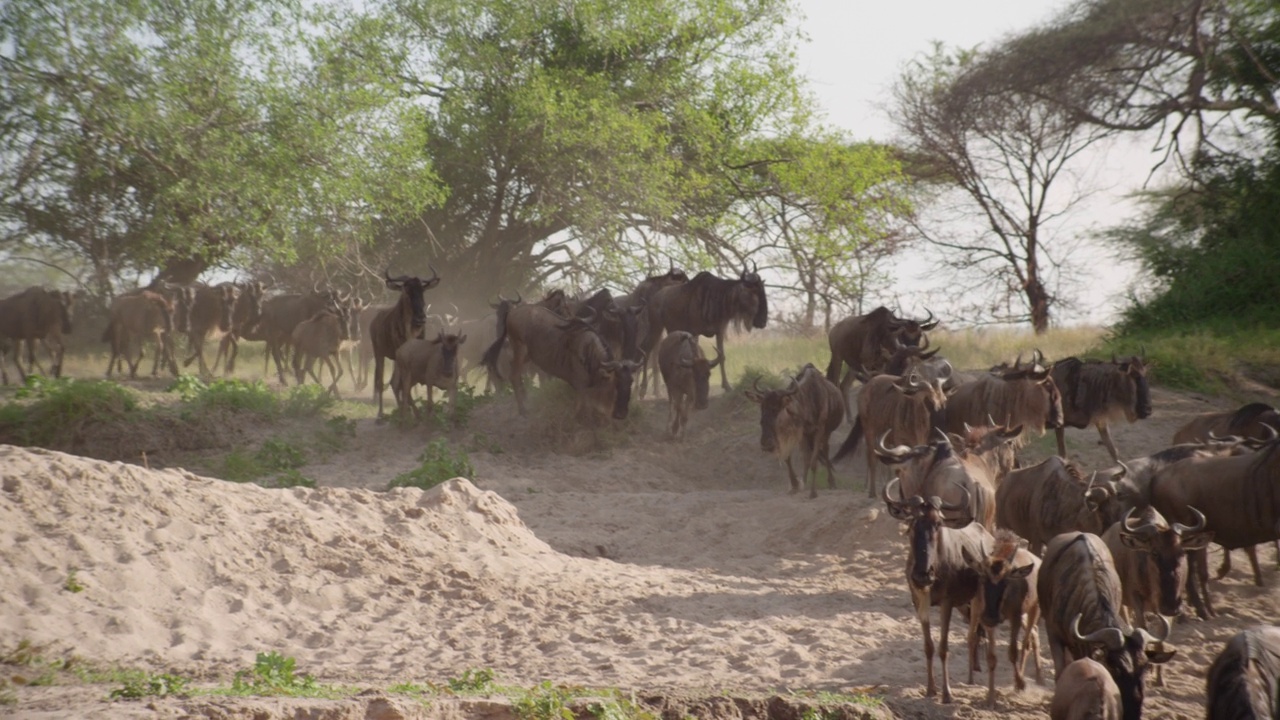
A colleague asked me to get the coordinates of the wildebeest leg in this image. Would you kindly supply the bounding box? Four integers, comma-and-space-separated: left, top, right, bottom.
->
914, 592, 937, 698
510, 339, 529, 417
374, 353, 389, 420
1007, 615, 1023, 693
818, 434, 837, 491
325, 354, 341, 397
1217, 548, 1233, 579
1244, 544, 1264, 587
1095, 420, 1121, 463
783, 453, 801, 494
1054, 426, 1068, 458
938, 599, 955, 703
1185, 548, 1212, 619
715, 330, 730, 392
1046, 631, 1067, 680
839, 369, 856, 424
213, 334, 234, 375
966, 604, 981, 685
1025, 604, 1043, 685
987, 622, 1001, 705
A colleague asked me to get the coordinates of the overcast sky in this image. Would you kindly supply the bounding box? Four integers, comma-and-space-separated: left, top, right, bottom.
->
791, 0, 1146, 327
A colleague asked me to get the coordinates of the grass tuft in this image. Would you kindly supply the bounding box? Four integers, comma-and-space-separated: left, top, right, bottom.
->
388, 440, 474, 490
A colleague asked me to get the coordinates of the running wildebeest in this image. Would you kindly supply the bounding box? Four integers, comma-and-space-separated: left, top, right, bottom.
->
657, 331, 721, 440
744, 364, 843, 498
181, 283, 240, 377
825, 306, 938, 421
369, 268, 441, 420
391, 331, 467, 420
211, 279, 266, 375
1052, 353, 1153, 462
291, 306, 352, 396
645, 262, 768, 393
1205, 625, 1280, 720
0, 286, 76, 381
102, 291, 179, 379
257, 285, 346, 385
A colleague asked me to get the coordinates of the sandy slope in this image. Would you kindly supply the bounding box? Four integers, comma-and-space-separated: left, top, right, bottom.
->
2, 385, 1278, 719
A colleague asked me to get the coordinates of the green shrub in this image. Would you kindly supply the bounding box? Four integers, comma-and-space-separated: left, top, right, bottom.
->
231, 652, 317, 696
513, 681, 576, 720
388, 440, 474, 490
446, 667, 496, 694
255, 438, 306, 471
281, 384, 336, 417
0, 377, 138, 447
63, 568, 85, 593
165, 375, 208, 402
186, 379, 278, 416
221, 450, 267, 482
108, 672, 189, 700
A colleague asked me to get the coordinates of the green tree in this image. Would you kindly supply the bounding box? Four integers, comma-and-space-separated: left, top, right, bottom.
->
0, 0, 443, 294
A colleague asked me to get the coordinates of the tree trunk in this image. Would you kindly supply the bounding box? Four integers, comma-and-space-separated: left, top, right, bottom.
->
1026, 277, 1050, 335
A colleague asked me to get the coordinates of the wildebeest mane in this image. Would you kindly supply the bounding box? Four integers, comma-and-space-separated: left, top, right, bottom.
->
1048, 534, 1124, 644
1148, 443, 1216, 466
1070, 359, 1138, 424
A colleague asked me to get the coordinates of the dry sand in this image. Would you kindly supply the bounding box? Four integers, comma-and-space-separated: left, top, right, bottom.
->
2, 384, 1278, 719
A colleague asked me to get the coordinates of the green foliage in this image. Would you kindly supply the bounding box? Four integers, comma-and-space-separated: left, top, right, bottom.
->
63, 568, 85, 594
266, 469, 317, 489
446, 667, 496, 694
231, 652, 317, 696
108, 672, 189, 700
0, 377, 138, 447
513, 681, 576, 720
256, 438, 306, 471
588, 692, 659, 720
735, 364, 789, 393
221, 450, 268, 483
186, 379, 278, 416
431, 382, 486, 429
0, 679, 14, 705
281, 384, 337, 418
1098, 328, 1280, 394
388, 440, 474, 490
166, 375, 209, 402
220, 440, 314, 487
323, 415, 358, 441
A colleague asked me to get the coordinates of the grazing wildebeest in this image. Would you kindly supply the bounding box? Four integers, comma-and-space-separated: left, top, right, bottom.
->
645, 263, 768, 393
831, 367, 950, 498
391, 331, 467, 420
482, 300, 639, 421
960, 529, 1042, 705
1148, 437, 1280, 619
825, 306, 938, 421
944, 361, 1063, 446
1052, 354, 1152, 462
290, 306, 352, 396
996, 456, 1135, 555
102, 291, 179, 379
1173, 402, 1280, 445
1205, 625, 1280, 720
1038, 531, 1175, 720
211, 279, 266, 375
0, 286, 76, 381
656, 331, 721, 440
1050, 658, 1122, 720
181, 283, 240, 377
882, 478, 992, 704
872, 432, 1000, 530
744, 364, 843, 498
369, 268, 441, 419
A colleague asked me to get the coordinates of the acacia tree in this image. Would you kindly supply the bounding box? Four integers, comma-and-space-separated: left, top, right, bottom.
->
892, 47, 1112, 333
0, 0, 442, 294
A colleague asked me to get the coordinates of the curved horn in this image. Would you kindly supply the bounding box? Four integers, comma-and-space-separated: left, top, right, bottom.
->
1071, 613, 1125, 651
1121, 507, 1159, 537
752, 376, 766, 395
1207, 430, 1244, 445
1135, 613, 1172, 646
780, 376, 801, 396
882, 478, 910, 519
874, 430, 915, 459
425, 264, 440, 284
932, 426, 950, 446
1114, 460, 1130, 482
936, 360, 953, 382
938, 482, 970, 515
1172, 506, 1207, 536
919, 308, 938, 331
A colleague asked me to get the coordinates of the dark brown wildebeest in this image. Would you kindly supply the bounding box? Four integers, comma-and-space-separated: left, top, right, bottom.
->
623, 264, 690, 397
1050, 658, 1121, 720
1173, 402, 1280, 445
882, 478, 992, 704
211, 279, 266, 375
0, 286, 76, 381
825, 306, 938, 421
482, 300, 639, 421
102, 291, 179, 379
568, 288, 646, 363
872, 431, 1002, 530
657, 331, 721, 440
1038, 531, 1175, 719
1148, 437, 1280, 619
960, 529, 1042, 706
1052, 354, 1153, 462
290, 305, 352, 396
371, 268, 441, 419
180, 283, 240, 377
831, 367, 950, 498
996, 456, 1135, 555
944, 361, 1063, 447
391, 331, 467, 420
259, 286, 348, 385
645, 263, 768, 393
744, 364, 843, 498
1205, 625, 1280, 720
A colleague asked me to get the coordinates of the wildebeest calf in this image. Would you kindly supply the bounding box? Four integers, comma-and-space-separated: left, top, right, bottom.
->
961, 529, 1042, 705
291, 308, 351, 396
103, 291, 179, 379
657, 331, 722, 440
392, 332, 467, 420
744, 364, 843, 498
1050, 658, 1121, 720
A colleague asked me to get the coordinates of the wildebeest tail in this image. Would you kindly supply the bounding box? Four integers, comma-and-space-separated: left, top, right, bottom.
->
825, 352, 841, 384
480, 310, 509, 381
832, 414, 864, 463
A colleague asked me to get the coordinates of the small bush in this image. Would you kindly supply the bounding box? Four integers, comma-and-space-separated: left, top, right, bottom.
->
231, 651, 317, 696
165, 375, 208, 402
221, 450, 267, 482
63, 568, 85, 593
0, 377, 138, 447
281, 384, 336, 417
109, 672, 189, 700
446, 667, 496, 694
187, 379, 278, 416
388, 440, 474, 490
256, 438, 306, 471
514, 681, 576, 720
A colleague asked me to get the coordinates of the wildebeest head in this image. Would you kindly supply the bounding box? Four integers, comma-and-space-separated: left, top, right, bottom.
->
883, 477, 972, 589
888, 308, 938, 349
744, 376, 801, 454
1083, 462, 1135, 528
597, 359, 640, 420
962, 529, 1035, 628
56, 290, 75, 334
1000, 358, 1065, 430
686, 347, 723, 410
168, 284, 197, 334
384, 266, 441, 330
893, 370, 950, 426
1071, 612, 1175, 717
1118, 506, 1212, 617
1114, 353, 1153, 420
739, 261, 768, 329
431, 331, 467, 378
216, 283, 240, 331
235, 279, 266, 330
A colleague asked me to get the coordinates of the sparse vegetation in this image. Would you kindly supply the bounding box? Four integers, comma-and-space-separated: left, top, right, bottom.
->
184, 379, 278, 416
446, 667, 496, 694
227, 652, 324, 697
0, 376, 139, 447
388, 440, 474, 490
63, 568, 85, 593
513, 681, 577, 720
108, 671, 189, 700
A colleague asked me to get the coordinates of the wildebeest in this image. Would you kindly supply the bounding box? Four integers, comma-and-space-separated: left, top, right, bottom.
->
568, 289, 646, 363
180, 283, 240, 377
1050, 658, 1122, 720
996, 456, 1135, 555
1038, 532, 1175, 719
872, 432, 1000, 530
391, 331, 467, 420
370, 268, 441, 420
1205, 625, 1280, 720
831, 368, 950, 498
1148, 437, 1280, 619
211, 280, 266, 375
657, 331, 722, 440
257, 286, 347, 385
946, 422, 1023, 486
1173, 402, 1280, 445
645, 263, 768, 393
882, 478, 992, 704
944, 361, 1063, 446
961, 529, 1042, 705
290, 306, 352, 396
102, 291, 179, 379
825, 306, 938, 421
482, 300, 638, 421
622, 264, 690, 397
0, 286, 76, 381
1052, 354, 1153, 462
744, 364, 843, 498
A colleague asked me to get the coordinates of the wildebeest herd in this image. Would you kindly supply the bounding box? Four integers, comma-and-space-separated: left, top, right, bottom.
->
2, 266, 1278, 719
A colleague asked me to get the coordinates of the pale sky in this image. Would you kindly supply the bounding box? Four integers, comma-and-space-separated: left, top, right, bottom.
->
792, 0, 1147, 327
